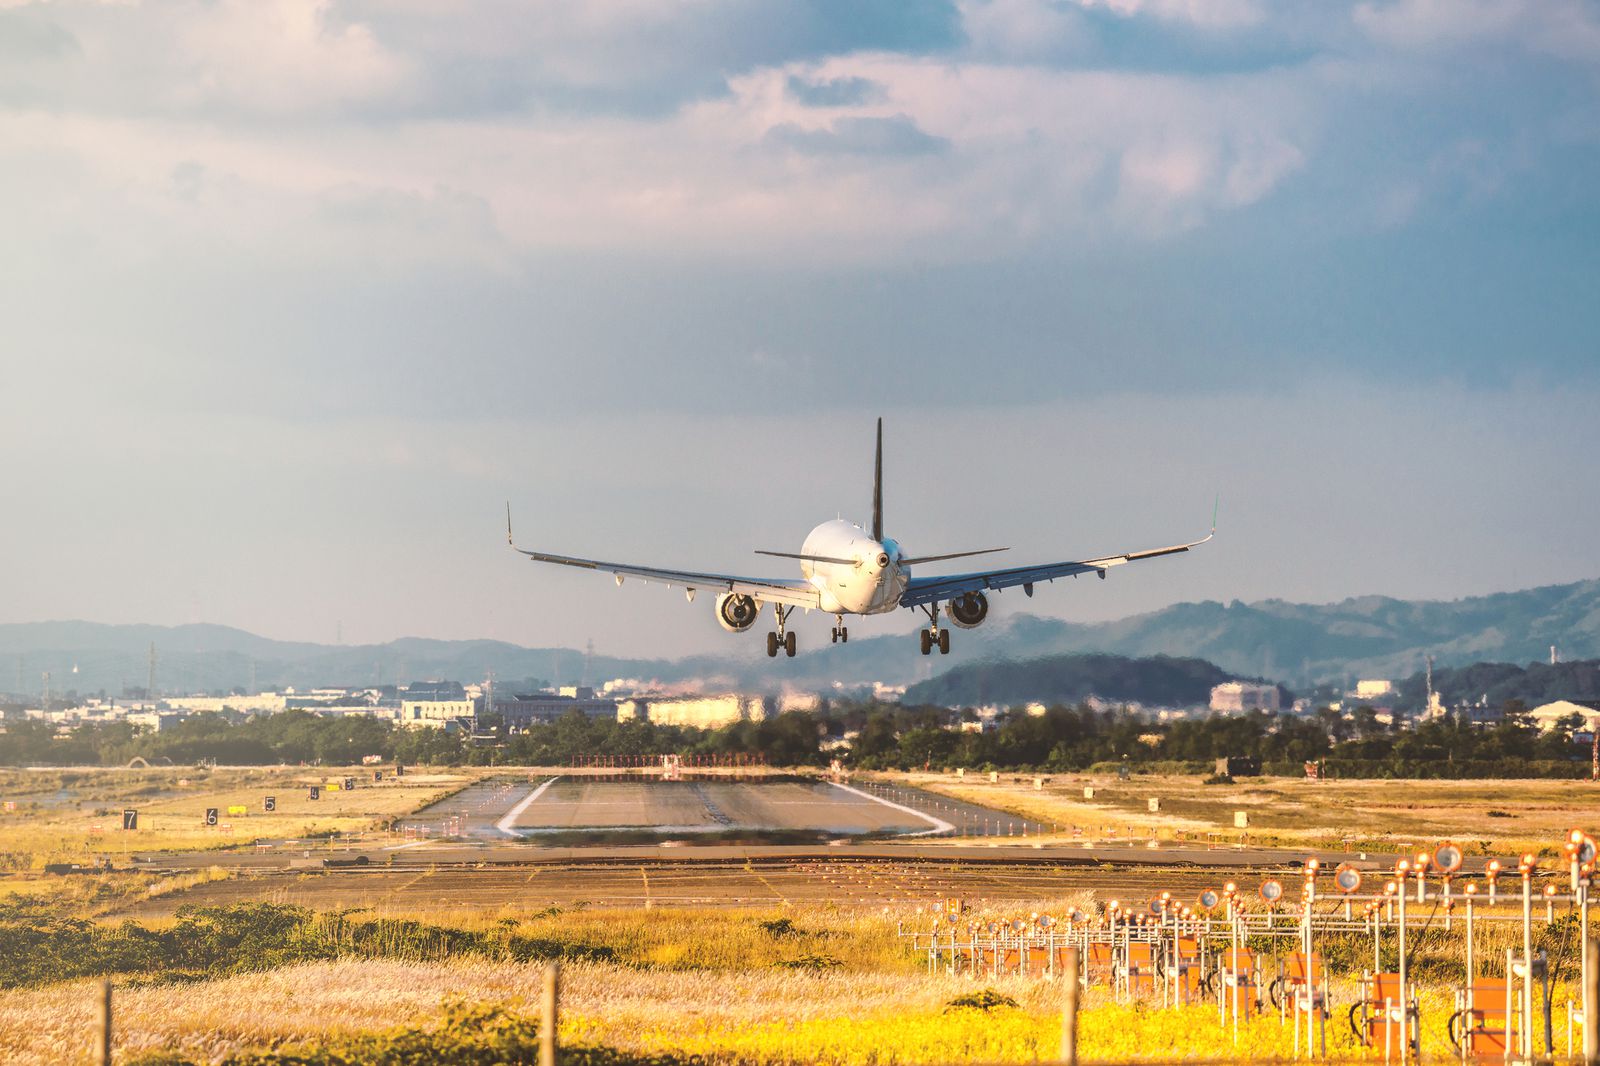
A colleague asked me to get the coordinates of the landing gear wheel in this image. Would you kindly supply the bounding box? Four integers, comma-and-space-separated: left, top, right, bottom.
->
937, 630, 950, 655
784, 631, 796, 657
920, 630, 932, 655
830, 628, 839, 644
766, 632, 779, 657
840, 627, 848, 643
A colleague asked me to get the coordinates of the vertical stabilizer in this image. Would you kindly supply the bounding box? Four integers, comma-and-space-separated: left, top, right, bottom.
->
872, 417, 883, 542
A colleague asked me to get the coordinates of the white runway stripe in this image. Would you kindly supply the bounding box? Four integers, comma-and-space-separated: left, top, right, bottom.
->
827, 780, 954, 837
496, 777, 560, 837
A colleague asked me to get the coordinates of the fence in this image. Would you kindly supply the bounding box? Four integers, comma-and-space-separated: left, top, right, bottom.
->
904, 832, 1600, 1064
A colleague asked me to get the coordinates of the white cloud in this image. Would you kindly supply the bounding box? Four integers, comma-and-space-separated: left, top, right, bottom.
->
1067, 0, 1265, 30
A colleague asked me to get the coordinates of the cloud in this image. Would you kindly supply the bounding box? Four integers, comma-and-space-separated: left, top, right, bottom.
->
1068, 0, 1266, 30
785, 74, 886, 107
766, 113, 949, 156
1354, 0, 1600, 63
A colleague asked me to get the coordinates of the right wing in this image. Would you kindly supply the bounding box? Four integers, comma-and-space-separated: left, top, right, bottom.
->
900, 529, 1213, 608
507, 506, 819, 609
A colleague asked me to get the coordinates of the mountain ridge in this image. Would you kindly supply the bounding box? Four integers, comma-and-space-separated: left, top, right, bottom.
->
3, 577, 1598, 697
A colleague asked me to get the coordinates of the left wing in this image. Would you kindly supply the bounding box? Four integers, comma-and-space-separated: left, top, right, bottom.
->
900, 529, 1213, 608
507, 506, 819, 609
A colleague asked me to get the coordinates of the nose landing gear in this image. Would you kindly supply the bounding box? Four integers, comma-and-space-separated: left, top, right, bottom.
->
767, 606, 797, 658
831, 616, 849, 644
917, 604, 950, 655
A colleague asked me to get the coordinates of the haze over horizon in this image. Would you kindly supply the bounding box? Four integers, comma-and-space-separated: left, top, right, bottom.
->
4, 1, 1598, 657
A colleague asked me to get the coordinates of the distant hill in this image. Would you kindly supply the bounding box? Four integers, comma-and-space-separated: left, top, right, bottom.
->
902, 653, 1243, 708
1391, 658, 1600, 713
4, 577, 1598, 697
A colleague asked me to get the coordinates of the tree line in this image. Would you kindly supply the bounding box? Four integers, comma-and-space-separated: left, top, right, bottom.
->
0, 699, 1590, 777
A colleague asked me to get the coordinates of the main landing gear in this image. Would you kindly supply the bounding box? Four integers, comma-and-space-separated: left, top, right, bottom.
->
918, 604, 950, 656
831, 615, 849, 644
767, 605, 796, 658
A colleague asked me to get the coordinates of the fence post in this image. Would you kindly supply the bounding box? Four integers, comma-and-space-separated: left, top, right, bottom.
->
540, 961, 560, 1066
1060, 947, 1080, 1066
99, 979, 112, 1066
1585, 939, 1598, 1066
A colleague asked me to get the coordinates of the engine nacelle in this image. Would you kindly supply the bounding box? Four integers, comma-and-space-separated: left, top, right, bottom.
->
716, 592, 761, 633
945, 592, 989, 629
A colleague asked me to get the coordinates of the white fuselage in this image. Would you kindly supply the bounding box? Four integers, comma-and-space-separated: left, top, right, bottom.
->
798, 519, 910, 615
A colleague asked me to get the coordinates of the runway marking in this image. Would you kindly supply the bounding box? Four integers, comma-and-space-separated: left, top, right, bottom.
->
828, 781, 954, 837
496, 777, 560, 837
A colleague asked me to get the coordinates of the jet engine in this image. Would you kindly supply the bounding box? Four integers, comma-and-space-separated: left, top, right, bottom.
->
944, 592, 989, 629
716, 592, 761, 632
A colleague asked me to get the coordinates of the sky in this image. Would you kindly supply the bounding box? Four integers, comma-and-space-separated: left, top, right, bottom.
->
1, 0, 1598, 659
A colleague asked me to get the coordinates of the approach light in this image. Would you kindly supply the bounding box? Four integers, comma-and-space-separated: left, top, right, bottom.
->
1334, 864, 1362, 894
1397, 859, 1411, 874
1464, 882, 1478, 895
1544, 884, 1558, 898
1259, 880, 1284, 904
1433, 842, 1464, 875
1486, 860, 1502, 879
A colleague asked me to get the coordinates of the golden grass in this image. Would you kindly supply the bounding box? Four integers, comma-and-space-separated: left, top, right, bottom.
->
15, 957, 1588, 1066
0, 767, 481, 866
886, 772, 1600, 856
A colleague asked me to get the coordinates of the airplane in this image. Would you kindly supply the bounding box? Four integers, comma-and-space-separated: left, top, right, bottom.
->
507, 419, 1212, 658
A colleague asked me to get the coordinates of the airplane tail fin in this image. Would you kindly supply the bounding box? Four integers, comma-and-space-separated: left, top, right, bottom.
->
871, 417, 883, 543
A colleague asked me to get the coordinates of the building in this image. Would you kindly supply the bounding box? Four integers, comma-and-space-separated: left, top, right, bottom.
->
495, 692, 618, 729
398, 681, 476, 729
616, 694, 770, 729
1528, 699, 1600, 734
1209, 682, 1281, 714
164, 693, 288, 715
1355, 679, 1395, 700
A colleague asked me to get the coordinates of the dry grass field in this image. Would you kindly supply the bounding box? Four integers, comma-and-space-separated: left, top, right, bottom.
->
0, 766, 480, 869
1, 769, 1594, 1063
3, 903, 1585, 1066
895, 771, 1600, 856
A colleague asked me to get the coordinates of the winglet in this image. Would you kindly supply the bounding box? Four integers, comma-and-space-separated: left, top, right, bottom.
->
1210, 494, 1219, 537
505, 502, 516, 548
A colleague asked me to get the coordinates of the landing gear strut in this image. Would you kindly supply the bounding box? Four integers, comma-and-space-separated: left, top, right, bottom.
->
918, 604, 950, 655
767, 605, 796, 658
831, 615, 849, 644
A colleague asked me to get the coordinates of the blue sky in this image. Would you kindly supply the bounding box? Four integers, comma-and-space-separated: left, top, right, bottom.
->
1, 0, 1597, 658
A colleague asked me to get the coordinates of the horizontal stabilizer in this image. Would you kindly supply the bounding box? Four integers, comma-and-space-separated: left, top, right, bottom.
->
900, 547, 1008, 566
755, 549, 859, 566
